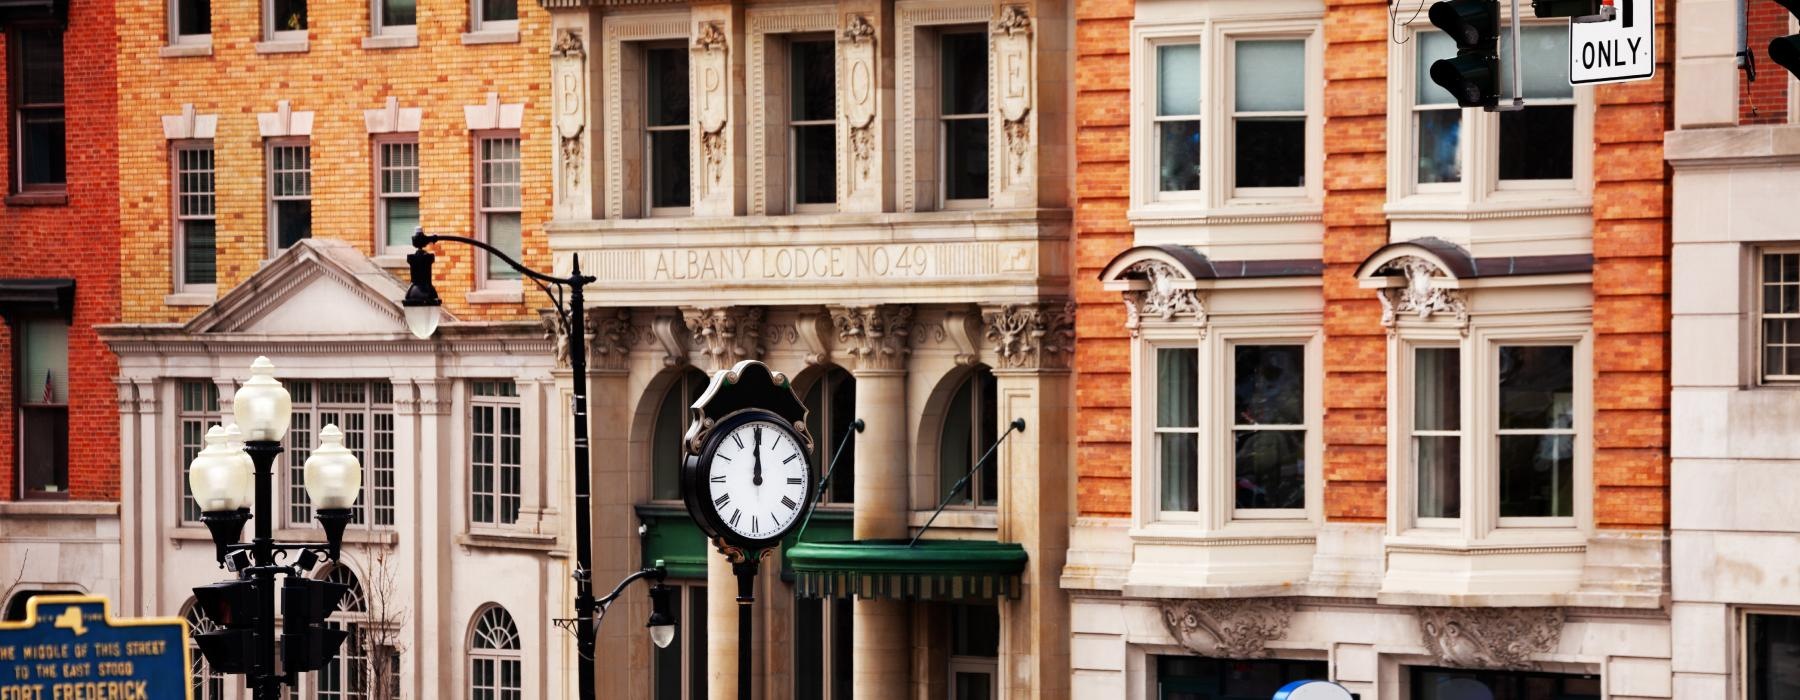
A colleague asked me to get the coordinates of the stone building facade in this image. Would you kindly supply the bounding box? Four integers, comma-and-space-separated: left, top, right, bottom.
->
0, 0, 123, 619
104, 0, 566, 697
537, 0, 1073, 698
1066, 0, 1677, 697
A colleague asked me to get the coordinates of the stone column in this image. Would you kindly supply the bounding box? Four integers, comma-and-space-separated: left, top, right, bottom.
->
981, 301, 1074, 700
411, 379, 455, 700
831, 305, 915, 700
575, 308, 643, 700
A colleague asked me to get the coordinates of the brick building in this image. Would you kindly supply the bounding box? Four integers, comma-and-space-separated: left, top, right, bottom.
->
100, 0, 567, 696
1063, 0, 1676, 697
0, 0, 124, 616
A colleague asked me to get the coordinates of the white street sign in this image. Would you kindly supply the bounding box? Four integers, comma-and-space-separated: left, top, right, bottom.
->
1568, 0, 1655, 85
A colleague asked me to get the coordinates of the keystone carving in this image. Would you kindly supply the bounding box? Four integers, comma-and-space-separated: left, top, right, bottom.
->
842, 14, 879, 191
1159, 598, 1296, 659
831, 305, 915, 372
983, 301, 1075, 370
693, 22, 730, 188
587, 307, 633, 372
1375, 256, 1468, 334
1122, 260, 1205, 337
683, 306, 766, 372
1415, 607, 1564, 671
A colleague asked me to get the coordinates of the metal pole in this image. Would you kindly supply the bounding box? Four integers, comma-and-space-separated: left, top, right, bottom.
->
733, 561, 757, 700
246, 440, 283, 700
569, 254, 597, 700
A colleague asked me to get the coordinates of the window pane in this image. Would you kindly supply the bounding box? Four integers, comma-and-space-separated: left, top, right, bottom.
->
1498, 105, 1573, 180
1750, 614, 1800, 700
1499, 434, 1574, 517
940, 375, 975, 504
1416, 435, 1460, 518
1235, 429, 1304, 509
1415, 348, 1460, 430
18, 31, 63, 105
22, 113, 65, 186
385, 198, 419, 250
794, 598, 823, 700
793, 124, 836, 205
1158, 433, 1197, 512
381, 141, 419, 195
383, 0, 415, 26
950, 604, 999, 657
790, 39, 835, 122
647, 48, 690, 127
19, 318, 67, 403
1157, 43, 1200, 116
1415, 32, 1459, 105
1158, 120, 1201, 192
482, 0, 517, 23
1235, 40, 1304, 112
943, 118, 989, 200
276, 201, 311, 249
183, 221, 217, 285
650, 131, 692, 208
178, 0, 212, 36
1234, 118, 1304, 188
272, 0, 306, 31
687, 587, 708, 700
486, 213, 522, 281
652, 612, 680, 700
941, 33, 989, 116
652, 372, 701, 501
1156, 348, 1198, 428
828, 369, 857, 503
1500, 26, 1573, 100
1417, 110, 1461, 184
1234, 345, 1304, 425
954, 673, 992, 700
1498, 346, 1574, 429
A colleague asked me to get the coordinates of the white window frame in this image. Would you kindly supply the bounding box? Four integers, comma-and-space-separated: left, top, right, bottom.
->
283, 380, 397, 530
1129, 18, 1324, 214
262, 0, 307, 43
373, 135, 419, 257
947, 656, 998, 700
173, 140, 218, 295
1393, 337, 1468, 533
265, 138, 311, 256
371, 0, 417, 39
468, 380, 523, 529
1757, 247, 1800, 384
177, 379, 220, 525
168, 0, 211, 47
474, 131, 524, 291
470, 0, 519, 36
467, 606, 523, 700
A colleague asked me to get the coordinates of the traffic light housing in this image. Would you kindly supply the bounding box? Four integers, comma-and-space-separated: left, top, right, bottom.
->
1771, 0, 1800, 80
192, 579, 266, 675
1532, 0, 1601, 18
1428, 0, 1501, 109
281, 576, 352, 674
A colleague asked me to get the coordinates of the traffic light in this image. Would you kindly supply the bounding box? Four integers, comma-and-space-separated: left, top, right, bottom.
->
281, 576, 352, 674
1771, 0, 1800, 80
192, 579, 266, 675
1427, 0, 1502, 109
1532, 0, 1602, 18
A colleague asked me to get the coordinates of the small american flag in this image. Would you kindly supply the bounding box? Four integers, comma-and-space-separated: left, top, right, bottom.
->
41, 370, 55, 404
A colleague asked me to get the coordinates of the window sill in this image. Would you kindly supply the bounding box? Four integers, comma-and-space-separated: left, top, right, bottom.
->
1121, 522, 1318, 598
1129, 202, 1324, 226
6, 192, 67, 207
1383, 195, 1592, 222
254, 39, 309, 54
164, 291, 217, 307
370, 253, 409, 269
0, 501, 118, 518
362, 34, 418, 50
461, 30, 519, 45
169, 526, 399, 546
159, 43, 212, 58
467, 288, 523, 305
456, 529, 562, 553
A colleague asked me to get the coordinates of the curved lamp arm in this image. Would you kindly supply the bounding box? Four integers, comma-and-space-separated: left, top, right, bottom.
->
411, 230, 595, 288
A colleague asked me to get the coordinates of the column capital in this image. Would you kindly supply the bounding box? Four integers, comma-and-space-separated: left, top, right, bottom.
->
981, 300, 1075, 371
829, 304, 915, 373
586, 307, 634, 374
682, 306, 766, 372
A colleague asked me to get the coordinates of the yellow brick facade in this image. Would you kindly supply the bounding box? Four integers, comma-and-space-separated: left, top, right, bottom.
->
117, 0, 552, 324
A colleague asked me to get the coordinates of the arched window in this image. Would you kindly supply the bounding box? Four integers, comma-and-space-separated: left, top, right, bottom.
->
802, 367, 856, 504
939, 366, 999, 507
469, 606, 522, 700
183, 600, 229, 699
301, 565, 370, 700
652, 368, 710, 501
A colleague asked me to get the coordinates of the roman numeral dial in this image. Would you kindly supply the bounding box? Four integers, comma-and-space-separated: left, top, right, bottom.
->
704, 417, 812, 541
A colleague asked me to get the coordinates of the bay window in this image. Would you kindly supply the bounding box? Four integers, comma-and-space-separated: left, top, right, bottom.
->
1496, 345, 1575, 520
1231, 344, 1306, 512
1154, 42, 1201, 195
1413, 31, 1462, 187
1496, 26, 1575, 184
1230, 39, 1307, 191
1411, 347, 1461, 522
1154, 347, 1199, 513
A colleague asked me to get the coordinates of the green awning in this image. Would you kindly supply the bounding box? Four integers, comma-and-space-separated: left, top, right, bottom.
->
786, 539, 1028, 601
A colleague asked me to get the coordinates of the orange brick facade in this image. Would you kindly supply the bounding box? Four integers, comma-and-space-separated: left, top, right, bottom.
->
115, 0, 552, 326
0, 0, 121, 502
1072, 2, 1674, 529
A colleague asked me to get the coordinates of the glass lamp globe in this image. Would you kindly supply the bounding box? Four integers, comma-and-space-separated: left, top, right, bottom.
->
646, 583, 678, 650
224, 423, 256, 506
404, 305, 442, 340
233, 357, 293, 442
303, 424, 363, 510
188, 425, 251, 513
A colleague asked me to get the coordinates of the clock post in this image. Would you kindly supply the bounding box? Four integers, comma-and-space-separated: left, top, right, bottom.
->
677, 361, 819, 700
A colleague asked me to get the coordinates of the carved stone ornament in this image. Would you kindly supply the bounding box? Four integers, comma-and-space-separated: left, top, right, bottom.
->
1375, 256, 1468, 334
842, 15, 878, 189
983, 301, 1075, 370
1121, 261, 1205, 337
651, 311, 692, 368
553, 29, 588, 198
992, 5, 1032, 180
796, 309, 835, 366
831, 305, 915, 372
539, 309, 591, 370
552, 27, 585, 59
683, 306, 766, 372
1159, 598, 1296, 659
694, 22, 730, 187
1415, 607, 1564, 671
587, 307, 633, 372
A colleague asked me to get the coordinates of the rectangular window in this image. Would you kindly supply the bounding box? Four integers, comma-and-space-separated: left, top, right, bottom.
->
179, 380, 221, 523
1413, 348, 1461, 520
1154, 347, 1199, 513
376, 139, 420, 254
1154, 42, 1201, 194
1157, 656, 1328, 699
645, 46, 692, 213
793, 596, 853, 700
1232, 345, 1306, 511
377, 0, 415, 32
10, 25, 65, 193
939, 31, 989, 204
1409, 666, 1599, 699
174, 0, 211, 41
947, 604, 999, 700
1496, 345, 1575, 519
1749, 613, 1800, 699
790, 38, 837, 210
470, 380, 522, 526
653, 583, 708, 700
286, 381, 395, 527
1414, 30, 1461, 186
16, 318, 68, 499
267, 141, 312, 252
1760, 251, 1800, 382
268, 0, 307, 38
475, 0, 518, 31
1231, 39, 1306, 191
477, 135, 522, 281
1496, 26, 1573, 182
175, 143, 217, 290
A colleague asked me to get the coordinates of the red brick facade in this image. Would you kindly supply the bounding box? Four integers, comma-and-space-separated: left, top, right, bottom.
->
1744, 0, 1789, 124
0, 1, 121, 502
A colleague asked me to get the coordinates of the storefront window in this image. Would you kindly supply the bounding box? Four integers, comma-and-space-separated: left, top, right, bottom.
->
1156, 656, 1327, 700
1748, 613, 1800, 699
1410, 666, 1599, 700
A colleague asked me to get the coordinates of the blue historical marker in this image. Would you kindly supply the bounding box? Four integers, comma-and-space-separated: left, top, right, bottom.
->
0, 595, 191, 699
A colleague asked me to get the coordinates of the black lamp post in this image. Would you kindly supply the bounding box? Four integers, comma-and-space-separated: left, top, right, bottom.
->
399, 227, 633, 700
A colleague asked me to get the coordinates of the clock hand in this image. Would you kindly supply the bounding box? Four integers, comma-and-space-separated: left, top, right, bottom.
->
752, 426, 764, 487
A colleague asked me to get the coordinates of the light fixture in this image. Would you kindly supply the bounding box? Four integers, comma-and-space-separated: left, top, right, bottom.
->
233, 356, 293, 442
224, 423, 255, 508
402, 243, 443, 340
303, 424, 363, 561
646, 583, 678, 650
189, 425, 254, 564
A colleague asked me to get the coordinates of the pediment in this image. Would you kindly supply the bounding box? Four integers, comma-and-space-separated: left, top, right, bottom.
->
185, 239, 456, 335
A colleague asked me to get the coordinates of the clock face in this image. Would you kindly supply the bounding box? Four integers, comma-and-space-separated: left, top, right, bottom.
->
705, 418, 811, 541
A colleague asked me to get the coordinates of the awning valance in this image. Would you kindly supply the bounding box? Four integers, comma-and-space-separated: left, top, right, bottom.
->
0, 278, 74, 321
787, 539, 1028, 601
